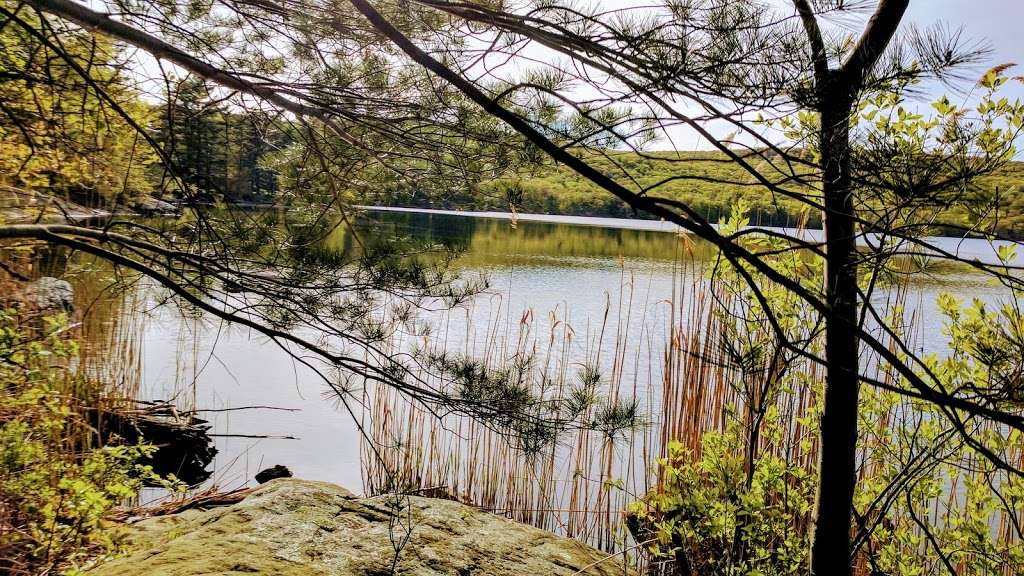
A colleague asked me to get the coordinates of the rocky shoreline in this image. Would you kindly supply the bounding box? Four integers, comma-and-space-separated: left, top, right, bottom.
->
0, 185, 184, 222
91, 479, 633, 575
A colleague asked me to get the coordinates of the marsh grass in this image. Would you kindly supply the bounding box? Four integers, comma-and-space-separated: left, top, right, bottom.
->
358, 236, 823, 552
358, 234, 1023, 574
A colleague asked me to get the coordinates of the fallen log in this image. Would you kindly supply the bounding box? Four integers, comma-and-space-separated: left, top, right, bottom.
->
87, 400, 217, 486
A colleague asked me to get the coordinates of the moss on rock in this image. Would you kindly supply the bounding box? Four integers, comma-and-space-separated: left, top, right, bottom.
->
92, 479, 631, 575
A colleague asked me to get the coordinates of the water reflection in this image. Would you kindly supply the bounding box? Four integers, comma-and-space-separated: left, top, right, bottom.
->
354, 208, 707, 266
4, 208, 1016, 493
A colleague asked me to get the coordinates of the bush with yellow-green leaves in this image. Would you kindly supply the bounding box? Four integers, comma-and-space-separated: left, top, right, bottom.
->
0, 310, 179, 575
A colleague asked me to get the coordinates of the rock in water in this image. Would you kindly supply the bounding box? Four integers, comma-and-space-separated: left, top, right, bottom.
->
26, 277, 74, 312
254, 464, 292, 484
91, 479, 631, 576
132, 197, 179, 215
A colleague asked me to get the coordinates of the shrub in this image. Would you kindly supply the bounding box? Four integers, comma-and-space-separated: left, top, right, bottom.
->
628, 424, 815, 576
0, 310, 177, 575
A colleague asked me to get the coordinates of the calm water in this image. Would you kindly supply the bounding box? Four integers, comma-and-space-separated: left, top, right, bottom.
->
58, 208, 1018, 492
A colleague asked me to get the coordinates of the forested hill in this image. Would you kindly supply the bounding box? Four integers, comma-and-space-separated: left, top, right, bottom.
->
1, 11, 1022, 237
383, 151, 1024, 239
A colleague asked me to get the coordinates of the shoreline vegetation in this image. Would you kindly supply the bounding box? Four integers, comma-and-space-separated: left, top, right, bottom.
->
0, 19, 1019, 241
4, 219, 1022, 574
6, 150, 1023, 239
383, 151, 1024, 240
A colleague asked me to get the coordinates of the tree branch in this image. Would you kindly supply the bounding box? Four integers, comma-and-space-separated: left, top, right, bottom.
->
792, 0, 829, 81
841, 0, 910, 86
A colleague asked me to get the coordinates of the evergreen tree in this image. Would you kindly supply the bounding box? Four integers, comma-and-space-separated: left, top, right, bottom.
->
228, 116, 279, 203
156, 78, 229, 201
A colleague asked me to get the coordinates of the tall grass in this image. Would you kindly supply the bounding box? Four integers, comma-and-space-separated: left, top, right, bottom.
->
7, 219, 1020, 573
358, 234, 824, 552
358, 234, 1023, 574
0, 248, 147, 406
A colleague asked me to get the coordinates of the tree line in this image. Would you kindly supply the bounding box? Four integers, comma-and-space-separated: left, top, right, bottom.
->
414, 150, 1024, 238
5, 7, 1021, 240
0, 18, 283, 208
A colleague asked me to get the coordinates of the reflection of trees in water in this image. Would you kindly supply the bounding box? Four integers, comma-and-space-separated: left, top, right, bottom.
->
1, 243, 145, 403
0, 243, 73, 280
2, 210, 490, 408
358, 211, 718, 265
352, 210, 479, 255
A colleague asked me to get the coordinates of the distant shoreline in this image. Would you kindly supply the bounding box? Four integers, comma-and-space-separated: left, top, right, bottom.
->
359, 205, 1016, 267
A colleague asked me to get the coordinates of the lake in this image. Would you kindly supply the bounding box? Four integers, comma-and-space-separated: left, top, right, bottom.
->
48, 208, 1018, 512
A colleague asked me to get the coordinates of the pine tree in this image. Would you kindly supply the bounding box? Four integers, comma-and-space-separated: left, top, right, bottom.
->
157, 78, 229, 201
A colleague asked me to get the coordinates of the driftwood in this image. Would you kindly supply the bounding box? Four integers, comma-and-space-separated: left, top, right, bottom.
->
110, 486, 255, 523
87, 400, 217, 486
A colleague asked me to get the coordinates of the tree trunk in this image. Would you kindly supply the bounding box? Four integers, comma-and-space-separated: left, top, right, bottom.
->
809, 82, 859, 576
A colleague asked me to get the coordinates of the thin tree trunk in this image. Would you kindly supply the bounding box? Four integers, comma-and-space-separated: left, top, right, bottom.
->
810, 84, 859, 576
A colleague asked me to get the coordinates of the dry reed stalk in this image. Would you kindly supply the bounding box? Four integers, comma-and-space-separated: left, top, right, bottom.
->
359, 239, 826, 552
356, 242, 1021, 573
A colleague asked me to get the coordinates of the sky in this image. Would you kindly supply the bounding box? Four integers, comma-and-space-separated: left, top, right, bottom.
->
565, 1, 1024, 151
905, 0, 1022, 101
503, 0, 1015, 153
116, 0, 1023, 153
906, 0, 1022, 68
588, 1, 1023, 79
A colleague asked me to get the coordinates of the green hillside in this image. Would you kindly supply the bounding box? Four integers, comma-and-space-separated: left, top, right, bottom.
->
403, 151, 1024, 238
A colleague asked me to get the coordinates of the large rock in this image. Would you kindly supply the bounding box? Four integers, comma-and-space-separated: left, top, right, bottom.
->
132, 196, 179, 215
92, 479, 631, 575
25, 277, 74, 312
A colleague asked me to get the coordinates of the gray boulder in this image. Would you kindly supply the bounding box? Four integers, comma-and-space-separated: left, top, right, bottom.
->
132, 197, 179, 215
26, 277, 74, 312
91, 479, 631, 575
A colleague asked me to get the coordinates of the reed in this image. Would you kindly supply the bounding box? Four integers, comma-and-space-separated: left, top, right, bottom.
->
358, 235, 819, 552
358, 236, 1022, 574
8, 220, 1020, 574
